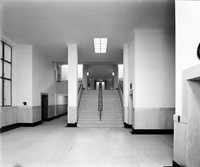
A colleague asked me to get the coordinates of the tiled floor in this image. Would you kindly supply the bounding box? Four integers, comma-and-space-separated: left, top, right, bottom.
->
0, 116, 173, 167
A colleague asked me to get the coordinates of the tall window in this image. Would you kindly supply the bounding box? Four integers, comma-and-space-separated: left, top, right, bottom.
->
118, 64, 123, 79
1, 41, 12, 106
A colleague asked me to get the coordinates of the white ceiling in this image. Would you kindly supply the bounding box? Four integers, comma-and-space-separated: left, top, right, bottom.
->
1, 0, 175, 64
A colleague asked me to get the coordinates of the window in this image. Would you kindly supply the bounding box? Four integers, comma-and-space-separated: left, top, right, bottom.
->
61, 64, 83, 81
1, 41, 12, 106
118, 64, 123, 79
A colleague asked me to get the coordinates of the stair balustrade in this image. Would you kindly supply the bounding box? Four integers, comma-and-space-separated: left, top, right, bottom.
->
98, 82, 103, 121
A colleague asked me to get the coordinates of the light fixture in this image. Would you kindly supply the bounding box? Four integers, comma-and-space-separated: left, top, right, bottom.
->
112, 72, 114, 76
94, 38, 108, 53
87, 72, 89, 76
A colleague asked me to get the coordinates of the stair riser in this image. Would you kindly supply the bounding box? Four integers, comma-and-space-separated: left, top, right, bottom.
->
78, 90, 123, 127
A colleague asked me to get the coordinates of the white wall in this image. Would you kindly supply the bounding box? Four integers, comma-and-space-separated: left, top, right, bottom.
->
176, 0, 200, 115
174, 1, 200, 166
135, 31, 175, 108
128, 34, 135, 89
16, 45, 33, 106
32, 47, 55, 106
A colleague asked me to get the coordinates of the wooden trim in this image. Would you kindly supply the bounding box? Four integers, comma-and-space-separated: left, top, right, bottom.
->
131, 128, 174, 135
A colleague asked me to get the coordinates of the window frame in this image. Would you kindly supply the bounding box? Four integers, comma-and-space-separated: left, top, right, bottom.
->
1, 41, 12, 107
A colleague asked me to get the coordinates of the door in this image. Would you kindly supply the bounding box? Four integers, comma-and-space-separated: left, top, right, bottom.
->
41, 94, 48, 121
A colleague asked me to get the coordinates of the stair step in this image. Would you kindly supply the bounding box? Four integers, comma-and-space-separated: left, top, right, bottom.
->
78, 90, 123, 128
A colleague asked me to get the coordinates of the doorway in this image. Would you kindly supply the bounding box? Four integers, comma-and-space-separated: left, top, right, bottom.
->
96, 81, 105, 90
41, 93, 48, 121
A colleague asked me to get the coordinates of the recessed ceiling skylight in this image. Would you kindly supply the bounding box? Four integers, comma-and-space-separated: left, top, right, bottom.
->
94, 38, 108, 53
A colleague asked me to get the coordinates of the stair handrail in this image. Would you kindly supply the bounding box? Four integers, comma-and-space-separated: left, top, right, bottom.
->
77, 81, 83, 119
98, 82, 103, 121
118, 81, 123, 107
118, 81, 124, 121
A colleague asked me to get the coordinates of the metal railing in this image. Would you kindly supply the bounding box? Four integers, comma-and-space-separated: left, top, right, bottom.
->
119, 80, 123, 93
118, 81, 124, 121
98, 82, 103, 121
77, 81, 83, 119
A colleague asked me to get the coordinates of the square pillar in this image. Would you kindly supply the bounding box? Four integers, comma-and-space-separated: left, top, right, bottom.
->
113, 65, 118, 90
123, 44, 129, 125
67, 44, 78, 126
83, 65, 88, 90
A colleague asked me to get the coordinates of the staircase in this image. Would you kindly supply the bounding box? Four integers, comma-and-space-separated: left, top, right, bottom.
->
78, 90, 123, 127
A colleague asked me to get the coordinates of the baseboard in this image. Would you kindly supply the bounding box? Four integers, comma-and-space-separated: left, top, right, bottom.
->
0, 113, 67, 133
46, 116, 56, 121
124, 123, 132, 129
46, 112, 67, 121
0, 123, 20, 133
66, 122, 77, 127
172, 161, 182, 167
55, 112, 67, 118
19, 121, 43, 127
0, 121, 43, 133
131, 128, 174, 135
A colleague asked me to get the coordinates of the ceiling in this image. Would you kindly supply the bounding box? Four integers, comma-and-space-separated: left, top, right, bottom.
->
1, 0, 175, 64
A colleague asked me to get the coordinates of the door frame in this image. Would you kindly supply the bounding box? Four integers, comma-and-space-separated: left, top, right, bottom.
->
41, 92, 49, 121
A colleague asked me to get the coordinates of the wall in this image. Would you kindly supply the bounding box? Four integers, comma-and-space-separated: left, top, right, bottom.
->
176, 0, 200, 116
56, 95, 67, 116
1, 43, 57, 127
56, 81, 68, 94
133, 31, 175, 129
0, 43, 33, 126
16, 46, 33, 106
16, 45, 33, 123
127, 34, 135, 125
0, 33, 59, 127
32, 47, 56, 119
174, 1, 200, 166
88, 64, 114, 80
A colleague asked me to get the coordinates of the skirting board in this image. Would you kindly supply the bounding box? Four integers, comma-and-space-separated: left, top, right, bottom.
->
0, 123, 20, 133
66, 122, 77, 127
0, 121, 42, 133
19, 121, 43, 127
46, 112, 67, 121
131, 128, 174, 135
124, 123, 132, 129
0, 113, 67, 133
172, 161, 182, 167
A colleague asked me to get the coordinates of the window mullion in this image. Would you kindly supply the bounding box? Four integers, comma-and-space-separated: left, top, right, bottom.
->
1, 41, 12, 107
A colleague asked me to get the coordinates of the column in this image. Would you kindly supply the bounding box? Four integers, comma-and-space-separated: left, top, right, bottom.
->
123, 44, 129, 125
113, 65, 118, 89
67, 44, 78, 126
83, 65, 88, 90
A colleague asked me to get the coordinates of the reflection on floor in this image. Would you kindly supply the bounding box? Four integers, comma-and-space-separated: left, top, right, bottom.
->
0, 116, 173, 167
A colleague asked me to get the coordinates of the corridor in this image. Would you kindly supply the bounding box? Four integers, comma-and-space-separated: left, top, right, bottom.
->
1, 116, 173, 167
